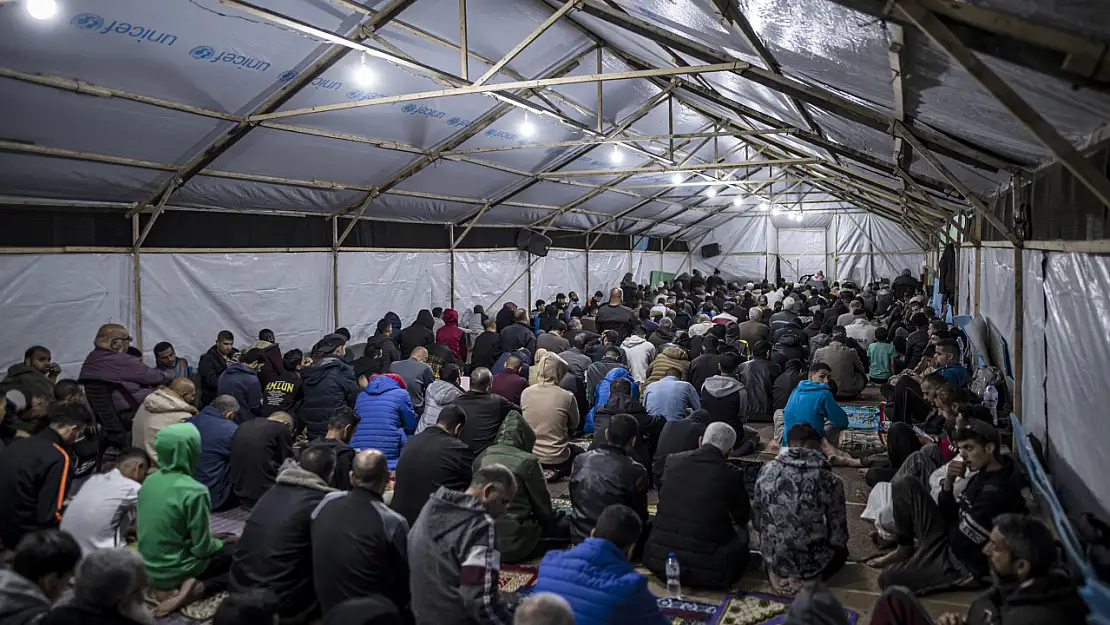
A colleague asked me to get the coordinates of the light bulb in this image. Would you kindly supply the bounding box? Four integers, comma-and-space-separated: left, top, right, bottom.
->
759, 203, 769, 212
772, 207, 781, 215
671, 172, 683, 185
26, 0, 57, 19
611, 145, 624, 164
732, 196, 743, 207
706, 187, 718, 198
352, 55, 374, 87
519, 114, 535, 138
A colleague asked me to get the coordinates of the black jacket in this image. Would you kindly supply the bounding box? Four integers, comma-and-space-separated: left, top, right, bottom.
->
905, 329, 930, 369
453, 391, 519, 457
742, 358, 781, 419
0, 428, 70, 549
700, 376, 748, 431
229, 467, 336, 625
768, 310, 801, 335
399, 311, 436, 358
939, 456, 1027, 578
365, 332, 402, 366
312, 487, 411, 617
771, 328, 809, 371
648, 327, 676, 350
595, 304, 639, 342
590, 394, 664, 479
299, 356, 359, 440
569, 444, 649, 542
470, 331, 502, 370
261, 370, 303, 419
309, 437, 355, 491
499, 322, 536, 356
644, 445, 752, 588
495, 306, 516, 333
652, 411, 712, 489
230, 418, 294, 509
893, 274, 920, 300
966, 571, 1088, 625
773, 365, 807, 410
390, 427, 473, 526
688, 353, 723, 394
198, 344, 229, 407
584, 358, 623, 405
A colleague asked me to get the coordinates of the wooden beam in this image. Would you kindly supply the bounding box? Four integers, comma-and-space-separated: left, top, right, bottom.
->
471, 0, 581, 87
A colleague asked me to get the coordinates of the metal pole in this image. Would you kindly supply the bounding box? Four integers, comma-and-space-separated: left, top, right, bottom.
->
449, 225, 456, 308
458, 0, 468, 80
974, 205, 983, 316
1012, 177, 1024, 418
584, 241, 590, 298
131, 214, 143, 352
332, 217, 340, 329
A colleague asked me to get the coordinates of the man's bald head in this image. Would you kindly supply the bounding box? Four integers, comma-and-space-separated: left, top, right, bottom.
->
609, 287, 622, 305
94, 324, 131, 352
470, 367, 492, 391
410, 346, 429, 363
351, 449, 390, 493
167, 378, 196, 405
267, 411, 294, 430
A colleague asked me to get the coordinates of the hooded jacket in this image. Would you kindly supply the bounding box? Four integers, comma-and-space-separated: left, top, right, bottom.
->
652, 410, 712, 488
499, 322, 536, 357
416, 379, 464, 434
646, 345, 690, 385
620, 335, 656, 384
700, 375, 748, 431
79, 347, 164, 413
753, 446, 848, 579
229, 463, 336, 625
569, 445, 649, 542
644, 444, 752, 589
198, 344, 230, 407
407, 487, 513, 625
217, 363, 263, 423
0, 363, 55, 402
521, 352, 580, 465
770, 326, 809, 370
782, 381, 849, 445
365, 332, 402, 366
137, 423, 225, 590
187, 405, 238, 510
494, 303, 517, 333
383, 311, 403, 335
299, 356, 360, 440
0, 428, 72, 550
532, 538, 668, 625
352, 374, 416, 467
230, 417, 294, 509
474, 412, 557, 563
585, 366, 636, 433
814, 342, 867, 399
966, 571, 1088, 625
132, 387, 196, 467
742, 358, 781, 420
399, 310, 436, 358
436, 309, 467, 362
251, 340, 286, 387
470, 330, 502, 370
0, 569, 50, 625
647, 325, 675, 350
585, 356, 623, 405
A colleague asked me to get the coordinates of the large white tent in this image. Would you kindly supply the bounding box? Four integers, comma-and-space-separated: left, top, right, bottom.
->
2, 0, 1110, 532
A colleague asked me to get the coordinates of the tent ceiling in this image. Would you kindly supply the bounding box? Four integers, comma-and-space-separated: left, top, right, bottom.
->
1, 0, 1108, 244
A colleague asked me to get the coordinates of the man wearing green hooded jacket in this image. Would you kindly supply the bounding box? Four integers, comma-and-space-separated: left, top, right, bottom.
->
137, 422, 238, 616
474, 411, 569, 562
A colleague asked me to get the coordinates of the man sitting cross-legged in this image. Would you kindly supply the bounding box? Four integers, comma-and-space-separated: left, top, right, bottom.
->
754, 423, 848, 596
228, 445, 338, 625
869, 420, 1027, 595
568, 414, 650, 546
229, 411, 294, 509
781, 362, 858, 467
644, 422, 752, 589
60, 447, 150, 555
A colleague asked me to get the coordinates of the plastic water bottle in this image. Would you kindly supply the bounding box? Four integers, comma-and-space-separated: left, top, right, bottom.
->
666, 553, 682, 598
984, 384, 999, 426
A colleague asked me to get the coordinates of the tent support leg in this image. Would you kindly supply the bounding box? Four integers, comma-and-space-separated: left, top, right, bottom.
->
974, 208, 983, 316
1012, 179, 1025, 418
833, 212, 840, 282
458, 0, 468, 80
585, 242, 590, 299
131, 214, 143, 353
332, 217, 340, 329
449, 225, 456, 309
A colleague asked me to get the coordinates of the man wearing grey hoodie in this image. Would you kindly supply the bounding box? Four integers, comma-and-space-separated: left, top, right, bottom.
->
0, 529, 82, 625
699, 353, 749, 432
408, 465, 517, 625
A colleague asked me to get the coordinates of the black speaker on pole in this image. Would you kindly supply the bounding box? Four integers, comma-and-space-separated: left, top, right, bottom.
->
516, 229, 551, 257
700, 243, 721, 258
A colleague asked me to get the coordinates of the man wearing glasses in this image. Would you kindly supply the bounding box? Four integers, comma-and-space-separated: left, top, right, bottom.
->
80, 324, 165, 415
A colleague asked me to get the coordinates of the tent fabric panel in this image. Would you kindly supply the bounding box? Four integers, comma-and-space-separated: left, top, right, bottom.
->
0, 253, 133, 380
139, 252, 333, 369
979, 246, 1016, 346
1020, 249, 1047, 444
175, 176, 363, 213
957, 244, 977, 316
395, 159, 527, 200
531, 250, 587, 305
0, 153, 166, 202
588, 250, 631, 296
453, 250, 530, 315
1043, 252, 1110, 520
873, 253, 926, 285
338, 251, 451, 338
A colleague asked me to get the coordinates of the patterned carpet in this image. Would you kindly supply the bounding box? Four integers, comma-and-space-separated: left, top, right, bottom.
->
714, 592, 859, 625
843, 404, 882, 431
551, 497, 657, 517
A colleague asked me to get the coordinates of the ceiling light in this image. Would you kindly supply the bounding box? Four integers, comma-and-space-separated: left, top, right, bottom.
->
519, 113, 535, 138
792, 212, 803, 222
772, 207, 781, 216
759, 203, 769, 212
611, 145, 624, 164
352, 54, 374, 88
706, 187, 718, 198
732, 196, 743, 207
26, 0, 57, 19
671, 172, 683, 185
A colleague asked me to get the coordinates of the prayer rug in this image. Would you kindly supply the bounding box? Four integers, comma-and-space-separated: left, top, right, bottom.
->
550, 498, 657, 516
712, 592, 858, 625
658, 597, 721, 624
838, 429, 886, 458
500, 564, 539, 593
209, 506, 250, 536
843, 405, 881, 431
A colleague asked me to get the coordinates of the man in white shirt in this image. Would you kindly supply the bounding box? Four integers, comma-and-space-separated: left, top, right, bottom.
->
60, 448, 150, 554
844, 317, 877, 348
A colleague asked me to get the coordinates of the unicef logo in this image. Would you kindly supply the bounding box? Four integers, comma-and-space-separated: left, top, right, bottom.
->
485, 129, 498, 137
447, 117, 460, 126
70, 13, 104, 30
346, 90, 362, 100
278, 70, 298, 82
402, 104, 417, 113
189, 45, 215, 60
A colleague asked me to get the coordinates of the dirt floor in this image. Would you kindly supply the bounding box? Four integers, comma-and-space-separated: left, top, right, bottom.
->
547, 385, 978, 624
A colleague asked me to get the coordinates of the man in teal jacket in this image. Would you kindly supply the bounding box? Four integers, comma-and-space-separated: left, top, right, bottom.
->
782, 362, 849, 446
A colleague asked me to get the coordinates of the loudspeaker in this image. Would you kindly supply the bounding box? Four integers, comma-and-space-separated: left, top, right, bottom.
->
516, 229, 551, 257
700, 243, 721, 258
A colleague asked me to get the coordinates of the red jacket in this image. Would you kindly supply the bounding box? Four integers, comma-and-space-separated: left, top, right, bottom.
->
436, 309, 467, 362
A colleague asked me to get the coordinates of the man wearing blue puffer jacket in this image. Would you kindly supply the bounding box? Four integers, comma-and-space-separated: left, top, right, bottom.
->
533, 504, 668, 625
782, 362, 849, 447
352, 372, 417, 470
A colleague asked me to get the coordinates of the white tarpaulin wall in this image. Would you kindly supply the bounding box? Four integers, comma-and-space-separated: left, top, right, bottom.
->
776, 228, 825, 281
339, 251, 451, 336
689, 216, 770, 283
831, 212, 926, 284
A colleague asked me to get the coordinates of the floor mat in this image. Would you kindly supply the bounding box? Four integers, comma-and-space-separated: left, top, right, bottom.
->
842, 405, 881, 431
500, 564, 539, 593
659, 597, 722, 624
712, 591, 859, 625
209, 506, 250, 536
551, 498, 657, 517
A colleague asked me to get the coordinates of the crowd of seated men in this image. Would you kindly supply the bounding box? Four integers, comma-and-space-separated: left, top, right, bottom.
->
0, 267, 1088, 624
